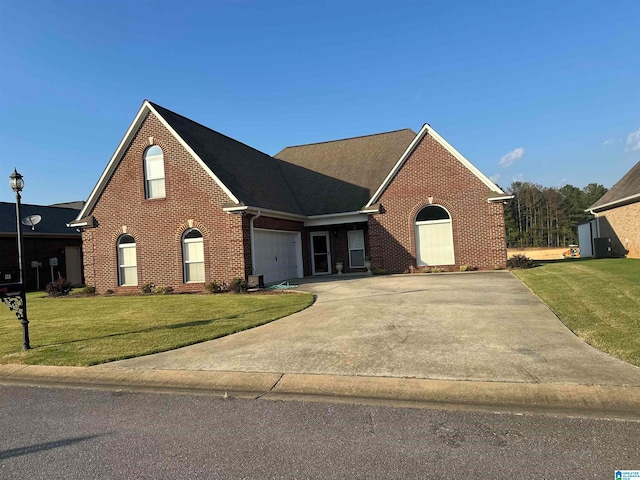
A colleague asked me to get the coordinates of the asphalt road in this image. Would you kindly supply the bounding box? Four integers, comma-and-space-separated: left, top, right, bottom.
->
1, 385, 638, 479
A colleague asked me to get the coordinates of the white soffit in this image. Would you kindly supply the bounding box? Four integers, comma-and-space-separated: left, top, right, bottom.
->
75, 101, 241, 222
365, 124, 505, 208
146, 102, 240, 205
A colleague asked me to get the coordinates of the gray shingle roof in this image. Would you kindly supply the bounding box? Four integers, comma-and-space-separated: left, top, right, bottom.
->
150, 102, 305, 215
589, 160, 640, 211
151, 102, 417, 216
0, 202, 81, 236
274, 129, 417, 215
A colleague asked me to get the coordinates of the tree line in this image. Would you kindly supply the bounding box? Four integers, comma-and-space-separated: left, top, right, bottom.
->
503, 182, 607, 248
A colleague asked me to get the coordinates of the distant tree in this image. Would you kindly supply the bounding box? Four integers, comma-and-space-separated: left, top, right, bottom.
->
504, 182, 607, 248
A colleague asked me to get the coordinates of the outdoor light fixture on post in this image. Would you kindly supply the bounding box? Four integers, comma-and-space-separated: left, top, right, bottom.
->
1, 169, 31, 350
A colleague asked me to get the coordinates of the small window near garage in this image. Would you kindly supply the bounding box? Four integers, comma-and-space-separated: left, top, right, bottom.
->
183, 228, 205, 283
348, 230, 365, 268
144, 145, 166, 199
117, 234, 138, 286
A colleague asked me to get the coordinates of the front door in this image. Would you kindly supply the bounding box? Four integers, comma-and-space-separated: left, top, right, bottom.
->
310, 232, 331, 275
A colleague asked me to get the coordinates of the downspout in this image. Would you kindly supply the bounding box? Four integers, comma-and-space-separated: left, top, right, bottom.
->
250, 210, 261, 275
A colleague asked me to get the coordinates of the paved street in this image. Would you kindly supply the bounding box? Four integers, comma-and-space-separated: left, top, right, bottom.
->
1, 385, 638, 479
103, 272, 640, 386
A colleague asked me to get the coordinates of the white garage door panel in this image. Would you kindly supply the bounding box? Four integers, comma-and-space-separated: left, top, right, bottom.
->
253, 229, 301, 284
416, 221, 455, 266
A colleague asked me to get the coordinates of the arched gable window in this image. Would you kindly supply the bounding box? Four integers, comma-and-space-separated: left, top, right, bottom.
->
415, 205, 455, 266
183, 229, 205, 283
144, 145, 166, 199
117, 234, 138, 286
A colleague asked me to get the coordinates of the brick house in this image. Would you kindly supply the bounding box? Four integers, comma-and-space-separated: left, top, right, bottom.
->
71, 100, 511, 293
1, 202, 83, 289
586, 159, 640, 258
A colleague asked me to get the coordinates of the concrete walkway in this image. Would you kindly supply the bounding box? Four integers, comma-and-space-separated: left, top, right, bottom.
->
100, 272, 640, 387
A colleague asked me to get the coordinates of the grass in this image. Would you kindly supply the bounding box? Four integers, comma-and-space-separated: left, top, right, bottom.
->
0, 291, 314, 366
512, 258, 640, 367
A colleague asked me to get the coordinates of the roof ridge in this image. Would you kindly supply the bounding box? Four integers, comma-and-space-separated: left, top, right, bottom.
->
280, 128, 416, 150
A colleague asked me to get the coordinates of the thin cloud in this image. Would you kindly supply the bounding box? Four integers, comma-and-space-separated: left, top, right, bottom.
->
499, 147, 525, 167
602, 139, 615, 146
489, 173, 501, 183
626, 127, 640, 151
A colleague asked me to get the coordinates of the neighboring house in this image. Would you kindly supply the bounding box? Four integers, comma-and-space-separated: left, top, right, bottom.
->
70, 100, 511, 293
585, 159, 640, 258
0, 202, 83, 289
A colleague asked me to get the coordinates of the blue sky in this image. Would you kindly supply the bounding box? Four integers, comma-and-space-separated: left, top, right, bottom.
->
1, 0, 639, 205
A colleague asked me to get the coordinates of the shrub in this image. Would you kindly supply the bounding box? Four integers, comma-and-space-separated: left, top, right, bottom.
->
141, 283, 155, 294
153, 285, 174, 295
79, 285, 96, 295
460, 265, 479, 272
46, 277, 72, 297
372, 267, 389, 275
204, 281, 222, 294
506, 254, 535, 269
105, 289, 115, 295
228, 277, 247, 293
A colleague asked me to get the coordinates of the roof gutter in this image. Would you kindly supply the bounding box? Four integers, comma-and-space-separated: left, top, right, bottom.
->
487, 195, 514, 203
586, 192, 640, 214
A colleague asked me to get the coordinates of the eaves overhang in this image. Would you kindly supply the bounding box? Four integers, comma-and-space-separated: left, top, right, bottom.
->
587, 193, 640, 214
222, 204, 379, 226
74, 100, 241, 223
365, 124, 506, 207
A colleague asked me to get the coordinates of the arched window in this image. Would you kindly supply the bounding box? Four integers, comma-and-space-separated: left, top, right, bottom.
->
144, 145, 166, 199
415, 205, 455, 266
117, 234, 138, 286
183, 229, 205, 283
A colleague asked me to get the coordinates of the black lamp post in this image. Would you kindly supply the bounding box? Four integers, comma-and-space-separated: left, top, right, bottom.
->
9, 168, 30, 350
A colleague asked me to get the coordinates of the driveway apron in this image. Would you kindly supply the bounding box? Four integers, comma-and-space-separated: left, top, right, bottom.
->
100, 272, 640, 386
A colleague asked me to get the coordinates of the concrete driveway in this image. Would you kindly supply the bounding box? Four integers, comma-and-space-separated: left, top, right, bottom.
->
101, 272, 640, 386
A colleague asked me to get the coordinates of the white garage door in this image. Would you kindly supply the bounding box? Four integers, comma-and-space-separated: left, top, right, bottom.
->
253, 229, 302, 284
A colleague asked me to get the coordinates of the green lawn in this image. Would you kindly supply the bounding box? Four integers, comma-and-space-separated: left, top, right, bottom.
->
513, 258, 640, 367
0, 291, 314, 366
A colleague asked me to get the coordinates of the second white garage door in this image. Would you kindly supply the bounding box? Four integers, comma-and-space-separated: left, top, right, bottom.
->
253, 229, 303, 284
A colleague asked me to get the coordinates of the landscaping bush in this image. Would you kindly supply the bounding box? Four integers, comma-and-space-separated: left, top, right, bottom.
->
372, 267, 389, 275
228, 277, 247, 293
507, 254, 535, 269
153, 285, 174, 295
141, 283, 155, 294
204, 281, 223, 294
46, 277, 72, 297
78, 285, 96, 295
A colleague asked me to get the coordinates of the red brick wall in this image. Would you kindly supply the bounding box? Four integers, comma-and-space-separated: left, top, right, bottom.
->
82, 112, 246, 293
369, 133, 507, 272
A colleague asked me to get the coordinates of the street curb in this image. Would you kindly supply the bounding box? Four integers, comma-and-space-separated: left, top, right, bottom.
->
1, 364, 639, 419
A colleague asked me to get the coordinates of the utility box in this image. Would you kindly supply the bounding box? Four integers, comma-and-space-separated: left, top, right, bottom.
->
593, 237, 612, 258
247, 274, 264, 289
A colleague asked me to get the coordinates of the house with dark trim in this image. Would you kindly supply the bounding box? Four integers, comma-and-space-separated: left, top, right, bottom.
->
71, 100, 512, 292
1, 202, 83, 289
585, 159, 640, 258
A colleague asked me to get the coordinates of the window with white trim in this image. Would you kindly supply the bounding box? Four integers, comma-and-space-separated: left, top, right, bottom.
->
117, 234, 138, 286
183, 229, 205, 283
144, 145, 166, 199
348, 230, 365, 268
